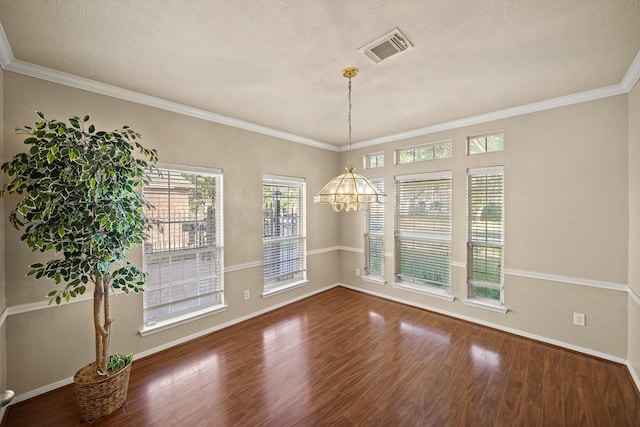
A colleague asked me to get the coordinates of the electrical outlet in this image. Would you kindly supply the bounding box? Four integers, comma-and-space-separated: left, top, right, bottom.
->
573, 312, 586, 326
243, 290, 250, 300
355, 268, 361, 276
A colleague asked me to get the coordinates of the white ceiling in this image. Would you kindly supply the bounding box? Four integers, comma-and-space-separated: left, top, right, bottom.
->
0, 0, 639, 148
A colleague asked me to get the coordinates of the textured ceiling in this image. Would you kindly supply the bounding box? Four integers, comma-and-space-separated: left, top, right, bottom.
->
0, 0, 639, 146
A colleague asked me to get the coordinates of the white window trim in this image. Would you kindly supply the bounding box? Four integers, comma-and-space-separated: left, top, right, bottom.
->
466, 166, 505, 307
364, 178, 384, 281
140, 304, 228, 336
396, 170, 452, 181
158, 162, 223, 176
362, 275, 386, 285
364, 152, 385, 169
394, 170, 453, 294
467, 131, 504, 155
142, 163, 225, 331
262, 174, 307, 295
262, 279, 309, 298
463, 298, 508, 314
395, 140, 452, 164
393, 282, 455, 302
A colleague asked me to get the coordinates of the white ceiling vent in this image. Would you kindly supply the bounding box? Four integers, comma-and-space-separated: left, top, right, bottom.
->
358, 28, 413, 63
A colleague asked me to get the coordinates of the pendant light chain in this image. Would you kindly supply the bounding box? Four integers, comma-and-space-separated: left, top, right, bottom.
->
312, 66, 387, 212
347, 75, 353, 169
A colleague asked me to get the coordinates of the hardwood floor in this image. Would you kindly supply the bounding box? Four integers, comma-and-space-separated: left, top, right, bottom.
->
4, 287, 640, 426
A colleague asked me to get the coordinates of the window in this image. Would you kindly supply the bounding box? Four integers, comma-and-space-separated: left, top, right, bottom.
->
395, 172, 452, 297
365, 152, 384, 169
397, 141, 452, 164
142, 166, 224, 328
364, 178, 384, 280
467, 167, 504, 306
263, 175, 306, 295
468, 132, 504, 154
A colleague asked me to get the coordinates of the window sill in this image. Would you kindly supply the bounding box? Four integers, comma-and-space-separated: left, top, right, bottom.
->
393, 282, 455, 302
362, 275, 386, 285
139, 304, 228, 336
262, 280, 309, 298
464, 298, 508, 314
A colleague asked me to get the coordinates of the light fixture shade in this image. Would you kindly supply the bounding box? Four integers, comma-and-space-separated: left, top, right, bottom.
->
313, 167, 387, 212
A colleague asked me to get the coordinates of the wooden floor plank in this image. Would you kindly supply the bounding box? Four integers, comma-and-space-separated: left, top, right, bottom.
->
3, 287, 639, 426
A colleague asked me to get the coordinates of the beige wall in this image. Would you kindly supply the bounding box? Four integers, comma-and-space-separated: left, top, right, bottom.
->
2, 69, 639, 397
340, 95, 630, 358
3, 72, 341, 394
629, 81, 640, 383
0, 65, 6, 393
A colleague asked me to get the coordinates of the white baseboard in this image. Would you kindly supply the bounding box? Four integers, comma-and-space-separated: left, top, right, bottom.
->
135, 283, 338, 359
628, 361, 640, 396
5, 281, 638, 414
6, 283, 339, 406
339, 283, 627, 364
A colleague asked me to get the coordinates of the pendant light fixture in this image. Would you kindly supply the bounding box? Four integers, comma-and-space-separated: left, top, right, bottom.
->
313, 67, 387, 212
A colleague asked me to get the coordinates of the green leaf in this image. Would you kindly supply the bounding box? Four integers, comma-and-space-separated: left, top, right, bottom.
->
88, 124, 95, 133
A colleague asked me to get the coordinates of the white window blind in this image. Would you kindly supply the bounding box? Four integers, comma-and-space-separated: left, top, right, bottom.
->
467, 166, 504, 303
263, 175, 306, 293
143, 167, 224, 326
395, 172, 452, 292
364, 179, 384, 278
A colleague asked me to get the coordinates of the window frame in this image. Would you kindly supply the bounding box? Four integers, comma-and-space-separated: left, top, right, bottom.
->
467, 131, 504, 155
262, 174, 307, 297
396, 140, 452, 165
466, 166, 506, 312
393, 171, 453, 300
140, 163, 226, 335
364, 152, 385, 169
364, 178, 385, 283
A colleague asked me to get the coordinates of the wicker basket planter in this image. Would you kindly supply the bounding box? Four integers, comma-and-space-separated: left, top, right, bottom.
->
73, 361, 132, 421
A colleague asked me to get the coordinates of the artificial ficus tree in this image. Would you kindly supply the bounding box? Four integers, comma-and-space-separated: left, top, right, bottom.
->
1, 112, 158, 376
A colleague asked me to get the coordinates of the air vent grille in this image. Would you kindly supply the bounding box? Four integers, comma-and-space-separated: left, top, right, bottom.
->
359, 28, 413, 63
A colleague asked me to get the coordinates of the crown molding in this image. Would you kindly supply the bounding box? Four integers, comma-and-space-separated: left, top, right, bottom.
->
349, 84, 628, 151
5, 60, 340, 152
621, 49, 640, 92
0, 307, 7, 329
630, 285, 640, 307
0, 21, 638, 153
0, 22, 14, 68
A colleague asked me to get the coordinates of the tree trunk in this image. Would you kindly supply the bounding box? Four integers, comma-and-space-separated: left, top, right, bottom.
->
93, 276, 113, 374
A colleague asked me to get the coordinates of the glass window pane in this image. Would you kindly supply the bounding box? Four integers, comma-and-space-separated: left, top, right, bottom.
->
434, 143, 452, 159
263, 177, 306, 293
143, 168, 224, 325
395, 173, 452, 292
468, 133, 504, 155
397, 141, 451, 164
487, 134, 504, 152
365, 179, 384, 278
467, 167, 504, 304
